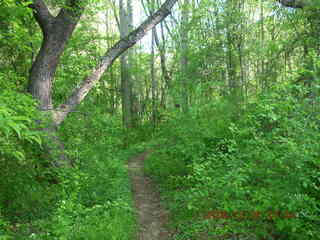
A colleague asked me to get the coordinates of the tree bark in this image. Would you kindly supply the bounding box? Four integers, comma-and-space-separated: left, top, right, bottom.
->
28, 0, 85, 110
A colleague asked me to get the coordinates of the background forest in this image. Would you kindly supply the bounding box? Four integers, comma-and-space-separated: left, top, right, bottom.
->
0, 0, 319, 239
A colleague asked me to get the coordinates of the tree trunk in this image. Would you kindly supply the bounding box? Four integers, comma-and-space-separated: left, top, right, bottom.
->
28, 0, 178, 166
28, 0, 84, 110
180, 0, 189, 113
151, 28, 157, 127
119, 0, 134, 128
28, 0, 84, 167
142, 0, 170, 110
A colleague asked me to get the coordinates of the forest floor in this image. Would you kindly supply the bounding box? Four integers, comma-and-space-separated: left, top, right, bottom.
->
128, 151, 172, 240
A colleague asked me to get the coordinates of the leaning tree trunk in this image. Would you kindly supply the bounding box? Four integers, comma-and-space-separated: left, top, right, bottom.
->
52, 0, 178, 125
28, 0, 178, 167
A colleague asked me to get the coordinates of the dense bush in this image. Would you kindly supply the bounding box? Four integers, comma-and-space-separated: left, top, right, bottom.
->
145, 84, 320, 240
0, 91, 137, 239
0, 90, 46, 223
12, 103, 137, 240
48, 104, 136, 240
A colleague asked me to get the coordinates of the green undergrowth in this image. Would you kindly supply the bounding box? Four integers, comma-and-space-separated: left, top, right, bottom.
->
144, 84, 320, 240
0, 99, 139, 240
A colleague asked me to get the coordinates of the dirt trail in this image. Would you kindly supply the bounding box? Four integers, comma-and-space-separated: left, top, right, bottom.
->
128, 151, 171, 240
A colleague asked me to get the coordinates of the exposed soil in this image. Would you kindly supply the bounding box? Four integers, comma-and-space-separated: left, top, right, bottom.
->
128, 151, 172, 240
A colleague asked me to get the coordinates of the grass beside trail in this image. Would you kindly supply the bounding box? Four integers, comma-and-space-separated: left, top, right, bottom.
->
7, 144, 139, 240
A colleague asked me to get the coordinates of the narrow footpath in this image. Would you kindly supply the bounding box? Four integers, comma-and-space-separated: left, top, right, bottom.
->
128, 151, 171, 240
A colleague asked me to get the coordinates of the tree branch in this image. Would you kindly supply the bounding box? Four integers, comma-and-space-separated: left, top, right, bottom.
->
110, 0, 120, 30
28, 0, 54, 32
56, 0, 85, 23
278, 0, 307, 8
53, 0, 178, 125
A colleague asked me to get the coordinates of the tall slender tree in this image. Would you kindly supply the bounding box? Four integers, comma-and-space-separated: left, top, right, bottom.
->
180, 0, 190, 113
119, 0, 134, 128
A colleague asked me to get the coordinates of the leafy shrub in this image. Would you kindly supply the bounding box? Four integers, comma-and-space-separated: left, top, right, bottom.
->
0, 90, 49, 222
22, 103, 137, 240
145, 84, 320, 240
